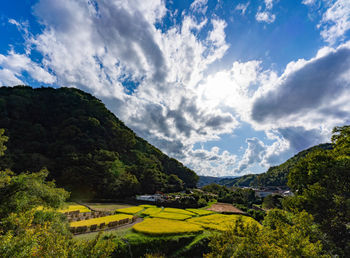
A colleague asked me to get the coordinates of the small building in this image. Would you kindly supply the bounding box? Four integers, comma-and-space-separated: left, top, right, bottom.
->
136, 194, 164, 202
255, 190, 274, 198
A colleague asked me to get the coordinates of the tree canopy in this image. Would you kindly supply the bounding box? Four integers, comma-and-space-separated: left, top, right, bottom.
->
0, 86, 198, 199
285, 125, 350, 256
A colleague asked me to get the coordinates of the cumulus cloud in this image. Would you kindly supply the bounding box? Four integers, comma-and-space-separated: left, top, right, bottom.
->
255, 0, 276, 24
302, 0, 316, 5
3, 0, 350, 177
190, 0, 208, 14
185, 146, 237, 176
0, 51, 56, 85
251, 43, 350, 128
318, 0, 350, 44
234, 137, 266, 174
256, 11, 276, 23
4, 0, 238, 176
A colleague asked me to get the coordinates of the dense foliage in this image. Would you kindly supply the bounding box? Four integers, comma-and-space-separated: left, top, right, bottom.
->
0, 168, 116, 257
205, 209, 327, 258
219, 143, 332, 187
202, 184, 260, 208
0, 86, 198, 199
204, 126, 350, 257
284, 126, 350, 256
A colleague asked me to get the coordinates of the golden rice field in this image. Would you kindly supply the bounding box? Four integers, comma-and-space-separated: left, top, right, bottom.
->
59, 205, 91, 213
141, 207, 162, 215
115, 206, 145, 214
70, 214, 133, 227
187, 214, 261, 231
163, 207, 195, 216
185, 208, 214, 216
36, 204, 90, 213
150, 211, 192, 220
133, 218, 203, 235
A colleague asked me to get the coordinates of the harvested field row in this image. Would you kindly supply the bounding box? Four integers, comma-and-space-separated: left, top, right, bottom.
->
70, 214, 133, 228
206, 203, 245, 214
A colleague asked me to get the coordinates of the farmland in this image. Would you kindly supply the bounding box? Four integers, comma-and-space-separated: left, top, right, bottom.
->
67, 202, 261, 256
150, 211, 192, 220
133, 218, 203, 235
70, 214, 133, 228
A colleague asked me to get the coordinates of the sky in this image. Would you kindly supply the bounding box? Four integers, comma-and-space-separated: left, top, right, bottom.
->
1, 0, 350, 177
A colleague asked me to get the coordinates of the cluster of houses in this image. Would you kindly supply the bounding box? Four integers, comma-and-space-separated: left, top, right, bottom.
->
135, 187, 293, 203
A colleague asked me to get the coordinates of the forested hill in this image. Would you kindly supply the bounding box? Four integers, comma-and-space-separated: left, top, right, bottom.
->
0, 86, 198, 199
218, 143, 333, 188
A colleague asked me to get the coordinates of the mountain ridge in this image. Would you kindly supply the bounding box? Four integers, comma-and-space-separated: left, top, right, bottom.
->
0, 86, 198, 199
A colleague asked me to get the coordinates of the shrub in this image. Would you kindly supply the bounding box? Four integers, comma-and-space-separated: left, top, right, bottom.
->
187, 214, 260, 231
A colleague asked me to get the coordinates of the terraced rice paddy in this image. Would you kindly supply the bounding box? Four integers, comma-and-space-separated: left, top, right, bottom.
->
59, 205, 91, 213
37, 204, 90, 213
115, 206, 145, 214
163, 207, 195, 216
185, 208, 214, 216
141, 207, 162, 215
70, 214, 133, 227
133, 218, 203, 235
150, 211, 192, 220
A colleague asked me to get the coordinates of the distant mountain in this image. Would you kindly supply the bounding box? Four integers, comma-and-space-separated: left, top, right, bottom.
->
0, 86, 198, 199
215, 143, 333, 188
197, 175, 238, 187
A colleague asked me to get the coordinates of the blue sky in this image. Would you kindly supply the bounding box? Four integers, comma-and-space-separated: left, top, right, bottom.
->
1, 0, 350, 177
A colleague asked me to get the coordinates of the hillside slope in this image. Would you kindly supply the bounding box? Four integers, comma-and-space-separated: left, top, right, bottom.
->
219, 143, 333, 187
0, 86, 198, 199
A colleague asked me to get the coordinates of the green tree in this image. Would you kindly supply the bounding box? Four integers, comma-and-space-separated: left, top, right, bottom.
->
285, 125, 350, 256
0, 129, 8, 156
205, 209, 327, 258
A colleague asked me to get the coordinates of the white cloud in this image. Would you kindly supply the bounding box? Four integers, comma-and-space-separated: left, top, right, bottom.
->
251, 41, 350, 132
2, 0, 350, 177
255, 0, 276, 24
185, 146, 237, 176
0, 50, 56, 85
3, 0, 238, 176
256, 11, 276, 23
235, 2, 250, 15
233, 137, 266, 174
264, 0, 274, 10
302, 0, 316, 6
318, 0, 350, 44
190, 0, 208, 14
